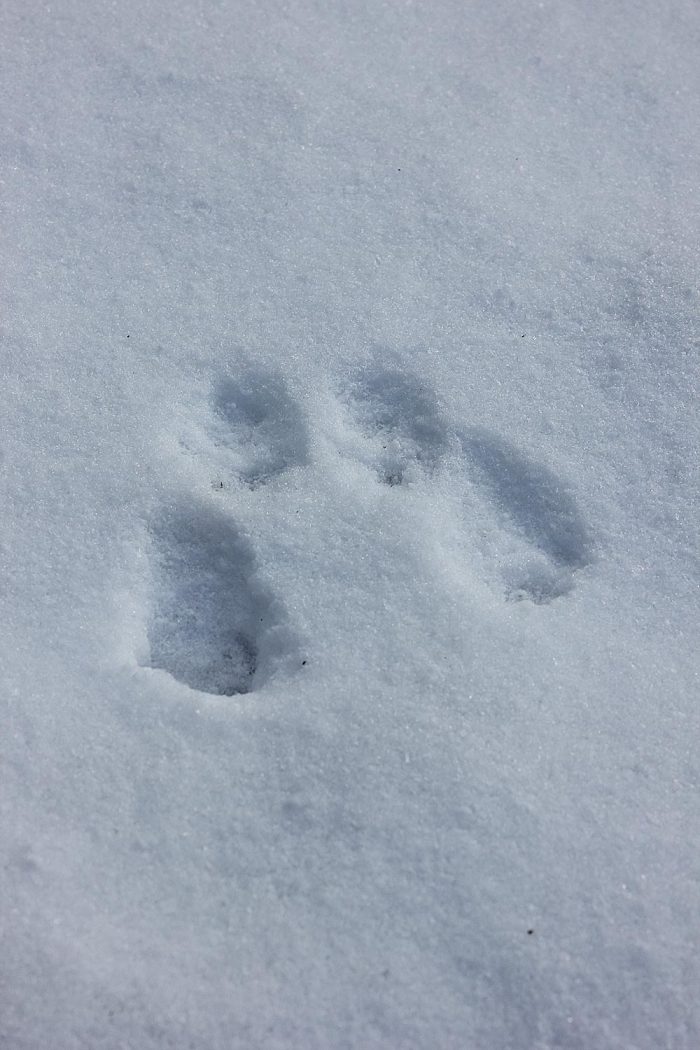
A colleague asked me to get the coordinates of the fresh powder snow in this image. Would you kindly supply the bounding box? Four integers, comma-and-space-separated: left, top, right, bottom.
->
1, 1, 699, 1047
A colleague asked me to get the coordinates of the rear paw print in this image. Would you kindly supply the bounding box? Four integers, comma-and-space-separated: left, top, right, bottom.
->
341, 368, 449, 486
461, 428, 594, 604
144, 505, 293, 696
207, 367, 309, 488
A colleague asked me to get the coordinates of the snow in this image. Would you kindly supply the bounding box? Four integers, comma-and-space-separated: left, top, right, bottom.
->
1, 0, 699, 1046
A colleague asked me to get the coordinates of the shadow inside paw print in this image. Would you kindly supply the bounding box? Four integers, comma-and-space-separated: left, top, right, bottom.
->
211, 367, 309, 488
145, 505, 288, 695
461, 428, 594, 603
345, 367, 449, 486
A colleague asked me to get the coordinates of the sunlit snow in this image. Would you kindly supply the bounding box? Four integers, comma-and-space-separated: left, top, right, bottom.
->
2, 1, 699, 1047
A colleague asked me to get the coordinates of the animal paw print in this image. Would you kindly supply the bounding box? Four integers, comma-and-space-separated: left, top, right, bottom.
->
178, 366, 309, 491
338, 368, 449, 487
146, 507, 269, 695
460, 428, 594, 604
210, 368, 309, 488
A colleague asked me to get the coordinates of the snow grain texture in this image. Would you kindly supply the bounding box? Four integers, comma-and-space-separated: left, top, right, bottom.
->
3, 0, 700, 1046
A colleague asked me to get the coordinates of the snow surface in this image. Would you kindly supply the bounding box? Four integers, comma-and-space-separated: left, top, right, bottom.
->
1, 0, 699, 1046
